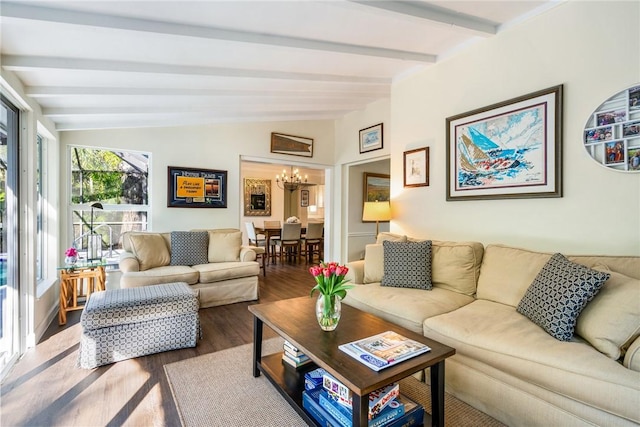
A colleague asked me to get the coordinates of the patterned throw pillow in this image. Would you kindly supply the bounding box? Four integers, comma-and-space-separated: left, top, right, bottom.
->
516, 253, 610, 341
381, 240, 432, 290
170, 231, 209, 266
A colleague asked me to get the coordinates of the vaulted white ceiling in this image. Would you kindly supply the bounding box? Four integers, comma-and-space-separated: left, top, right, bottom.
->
0, 0, 561, 131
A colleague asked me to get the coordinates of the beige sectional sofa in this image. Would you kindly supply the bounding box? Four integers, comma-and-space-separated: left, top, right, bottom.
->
344, 233, 640, 427
118, 228, 260, 308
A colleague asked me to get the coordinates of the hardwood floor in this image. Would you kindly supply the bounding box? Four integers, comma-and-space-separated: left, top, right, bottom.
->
0, 261, 315, 427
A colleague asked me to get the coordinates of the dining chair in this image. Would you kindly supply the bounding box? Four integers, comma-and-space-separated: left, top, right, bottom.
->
272, 222, 302, 264
263, 220, 281, 264
303, 222, 324, 263
244, 222, 267, 276
245, 222, 266, 247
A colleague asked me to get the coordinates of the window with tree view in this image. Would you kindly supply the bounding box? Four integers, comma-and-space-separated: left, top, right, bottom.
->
70, 147, 149, 260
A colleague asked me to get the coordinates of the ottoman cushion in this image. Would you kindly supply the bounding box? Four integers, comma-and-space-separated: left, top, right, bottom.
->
81, 282, 199, 330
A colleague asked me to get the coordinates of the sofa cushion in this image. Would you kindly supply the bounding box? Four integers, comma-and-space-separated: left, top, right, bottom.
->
516, 253, 610, 341
477, 244, 554, 307
344, 284, 474, 333
193, 261, 260, 284
430, 240, 483, 296
423, 300, 640, 422
363, 244, 384, 284
567, 255, 640, 281
120, 265, 200, 288
208, 230, 242, 262
381, 240, 432, 289
81, 282, 198, 330
128, 233, 171, 271
363, 240, 482, 295
575, 268, 640, 359
170, 231, 209, 266
376, 232, 407, 243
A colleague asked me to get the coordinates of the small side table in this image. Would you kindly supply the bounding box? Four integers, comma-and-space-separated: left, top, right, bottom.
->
58, 262, 106, 325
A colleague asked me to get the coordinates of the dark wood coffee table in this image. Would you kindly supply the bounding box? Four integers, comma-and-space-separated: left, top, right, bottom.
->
249, 296, 455, 427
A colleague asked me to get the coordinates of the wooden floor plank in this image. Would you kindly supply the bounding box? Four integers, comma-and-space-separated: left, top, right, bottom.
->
0, 261, 315, 426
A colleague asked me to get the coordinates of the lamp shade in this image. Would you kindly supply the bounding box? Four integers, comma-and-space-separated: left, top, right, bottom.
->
362, 201, 391, 222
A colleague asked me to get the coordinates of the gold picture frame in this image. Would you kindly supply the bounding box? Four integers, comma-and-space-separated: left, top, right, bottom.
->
244, 178, 271, 216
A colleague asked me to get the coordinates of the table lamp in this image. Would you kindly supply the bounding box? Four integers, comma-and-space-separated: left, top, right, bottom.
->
362, 201, 391, 237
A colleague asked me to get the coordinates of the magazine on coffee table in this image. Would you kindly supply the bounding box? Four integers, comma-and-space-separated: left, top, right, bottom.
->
339, 331, 431, 371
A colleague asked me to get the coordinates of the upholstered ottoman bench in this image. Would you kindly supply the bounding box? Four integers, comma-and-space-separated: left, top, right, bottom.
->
78, 282, 199, 369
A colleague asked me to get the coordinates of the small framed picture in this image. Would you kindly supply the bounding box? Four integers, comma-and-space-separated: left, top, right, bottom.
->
629, 86, 640, 110
300, 189, 309, 207
604, 141, 624, 164
628, 148, 640, 170
270, 132, 313, 157
623, 121, 640, 137
359, 123, 383, 154
585, 126, 613, 144
403, 147, 429, 187
595, 110, 626, 126
363, 172, 390, 203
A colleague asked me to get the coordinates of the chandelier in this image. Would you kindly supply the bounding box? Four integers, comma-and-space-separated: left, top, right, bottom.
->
276, 167, 307, 191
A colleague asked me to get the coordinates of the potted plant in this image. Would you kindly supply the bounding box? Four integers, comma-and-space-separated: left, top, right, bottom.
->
309, 262, 354, 331
65, 247, 78, 265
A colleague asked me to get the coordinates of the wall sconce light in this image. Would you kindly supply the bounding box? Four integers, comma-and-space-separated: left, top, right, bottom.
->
362, 200, 391, 237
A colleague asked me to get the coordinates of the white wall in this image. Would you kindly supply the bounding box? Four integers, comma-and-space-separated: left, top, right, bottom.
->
334, 98, 391, 261
347, 159, 390, 261
61, 120, 335, 239
387, 1, 640, 255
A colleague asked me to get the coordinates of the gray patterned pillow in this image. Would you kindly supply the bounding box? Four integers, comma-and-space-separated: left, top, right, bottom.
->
170, 231, 209, 266
516, 253, 610, 341
381, 240, 432, 290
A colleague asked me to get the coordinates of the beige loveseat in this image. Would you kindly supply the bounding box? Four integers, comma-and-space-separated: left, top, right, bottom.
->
118, 228, 260, 308
344, 233, 640, 427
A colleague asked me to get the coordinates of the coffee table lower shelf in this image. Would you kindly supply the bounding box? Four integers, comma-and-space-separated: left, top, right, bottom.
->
257, 352, 319, 425
257, 352, 429, 427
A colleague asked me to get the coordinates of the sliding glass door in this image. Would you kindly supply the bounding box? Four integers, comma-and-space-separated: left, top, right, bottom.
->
0, 96, 19, 377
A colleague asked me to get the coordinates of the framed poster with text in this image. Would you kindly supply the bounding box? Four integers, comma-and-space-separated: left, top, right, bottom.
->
168, 166, 227, 208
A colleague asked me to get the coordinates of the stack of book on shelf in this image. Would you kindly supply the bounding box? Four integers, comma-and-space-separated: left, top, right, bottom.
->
282, 340, 313, 369
301, 368, 424, 427
338, 331, 430, 371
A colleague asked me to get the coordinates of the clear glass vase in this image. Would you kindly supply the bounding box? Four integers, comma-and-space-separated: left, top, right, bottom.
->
316, 294, 341, 331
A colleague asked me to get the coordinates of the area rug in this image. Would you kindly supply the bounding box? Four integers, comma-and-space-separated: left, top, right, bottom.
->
164, 338, 505, 427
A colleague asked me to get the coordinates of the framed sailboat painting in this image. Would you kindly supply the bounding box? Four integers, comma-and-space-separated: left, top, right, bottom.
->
446, 85, 563, 201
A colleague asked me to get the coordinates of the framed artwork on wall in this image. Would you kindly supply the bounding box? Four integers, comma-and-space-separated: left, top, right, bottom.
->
583, 83, 640, 173
403, 147, 429, 187
359, 123, 383, 154
168, 166, 227, 208
300, 189, 309, 207
244, 178, 271, 216
446, 85, 563, 201
363, 172, 390, 202
270, 132, 313, 157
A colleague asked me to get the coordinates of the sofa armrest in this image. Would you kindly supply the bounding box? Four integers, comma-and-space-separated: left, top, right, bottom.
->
119, 251, 140, 273
345, 260, 365, 285
240, 246, 257, 262
624, 335, 640, 372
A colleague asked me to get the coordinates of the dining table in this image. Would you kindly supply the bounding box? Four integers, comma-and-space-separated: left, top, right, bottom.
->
255, 225, 306, 264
